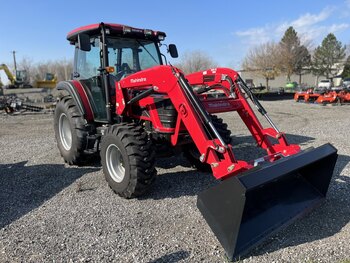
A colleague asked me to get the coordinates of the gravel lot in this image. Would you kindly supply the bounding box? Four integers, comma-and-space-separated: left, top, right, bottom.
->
0, 100, 349, 263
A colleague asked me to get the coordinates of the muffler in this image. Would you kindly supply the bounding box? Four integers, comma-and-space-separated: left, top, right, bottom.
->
197, 143, 338, 261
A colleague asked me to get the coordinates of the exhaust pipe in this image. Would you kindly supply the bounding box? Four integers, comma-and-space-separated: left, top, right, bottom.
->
197, 143, 338, 261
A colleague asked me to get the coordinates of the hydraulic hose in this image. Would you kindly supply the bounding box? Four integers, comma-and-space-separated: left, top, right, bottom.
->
174, 70, 228, 148
237, 75, 280, 133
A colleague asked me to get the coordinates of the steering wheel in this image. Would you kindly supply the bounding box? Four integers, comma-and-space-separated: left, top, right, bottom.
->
115, 68, 137, 80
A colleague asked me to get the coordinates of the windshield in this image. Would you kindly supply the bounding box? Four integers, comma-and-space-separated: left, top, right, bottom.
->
75, 37, 162, 80
106, 37, 162, 78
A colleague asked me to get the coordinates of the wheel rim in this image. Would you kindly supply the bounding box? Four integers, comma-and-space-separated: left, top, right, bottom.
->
106, 144, 125, 183
59, 113, 72, 151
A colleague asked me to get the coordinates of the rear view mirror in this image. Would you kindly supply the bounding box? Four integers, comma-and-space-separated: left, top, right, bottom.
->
78, 34, 91, 52
168, 44, 178, 58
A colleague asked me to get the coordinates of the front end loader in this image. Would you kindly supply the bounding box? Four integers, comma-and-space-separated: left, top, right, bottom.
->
54, 23, 338, 260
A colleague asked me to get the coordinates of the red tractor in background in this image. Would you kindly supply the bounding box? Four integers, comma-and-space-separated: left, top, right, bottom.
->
54, 23, 338, 260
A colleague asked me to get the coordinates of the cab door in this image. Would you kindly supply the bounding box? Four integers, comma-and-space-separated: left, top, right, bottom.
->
74, 37, 108, 122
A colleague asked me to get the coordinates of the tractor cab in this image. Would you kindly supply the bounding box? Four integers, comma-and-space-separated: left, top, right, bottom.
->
67, 23, 175, 122
15, 70, 28, 84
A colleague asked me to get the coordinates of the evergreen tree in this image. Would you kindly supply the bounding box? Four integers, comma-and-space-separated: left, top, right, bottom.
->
295, 45, 311, 85
341, 55, 350, 78
280, 26, 310, 82
312, 33, 346, 79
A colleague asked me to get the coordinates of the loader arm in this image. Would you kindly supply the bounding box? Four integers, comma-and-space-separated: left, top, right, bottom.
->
117, 65, 300, 179
185, 68, 300, 155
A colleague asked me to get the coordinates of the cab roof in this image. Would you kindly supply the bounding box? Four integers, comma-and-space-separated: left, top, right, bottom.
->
67, 23, 166, 44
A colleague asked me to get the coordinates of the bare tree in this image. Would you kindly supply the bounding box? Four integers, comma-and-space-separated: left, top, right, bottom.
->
174, 50, 217, 74
242, 42, 281, 90
33, 59, 73, 81
52, 59, 73, 81
1, 58, 73, 85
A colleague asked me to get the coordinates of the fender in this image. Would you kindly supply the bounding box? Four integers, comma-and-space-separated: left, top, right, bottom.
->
56, 80, 94, 122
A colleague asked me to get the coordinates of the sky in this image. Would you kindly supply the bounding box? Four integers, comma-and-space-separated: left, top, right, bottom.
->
1, 0, 350, 83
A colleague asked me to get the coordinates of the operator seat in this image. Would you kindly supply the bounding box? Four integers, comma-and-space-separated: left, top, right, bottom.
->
121, 63, 131, 72
115, 63, 132, 80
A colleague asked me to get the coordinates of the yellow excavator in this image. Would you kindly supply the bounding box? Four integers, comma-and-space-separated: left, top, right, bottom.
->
0, 63, 32, 88
35, 72, 57, 89
0, 64, 57, 89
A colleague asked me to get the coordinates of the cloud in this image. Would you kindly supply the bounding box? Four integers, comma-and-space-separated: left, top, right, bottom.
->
340, 0, 350, 17
292, 8, 332, 28
235, 7, 349, 46
328, 23, 350, 32
232, 5, 350, 67
235, 27, 271, 44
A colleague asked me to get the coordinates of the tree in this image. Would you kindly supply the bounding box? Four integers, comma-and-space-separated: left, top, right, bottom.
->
17, 57, 34, 82
5, 58, 73, 84
312, 33, 346, 79
341, 55, 350, 78
279, 26, 311, 83
174, 50, 217, 74
242, 42, 281, 90
295, 45, 312, 85
33, 59, 73, 81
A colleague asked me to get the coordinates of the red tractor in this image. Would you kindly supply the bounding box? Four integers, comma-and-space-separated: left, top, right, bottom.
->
54, 23, 338, 260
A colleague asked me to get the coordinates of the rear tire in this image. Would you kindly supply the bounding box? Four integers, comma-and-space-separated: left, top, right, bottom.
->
54, 96, 88, 165
184, 115, 231, 172
101, 123, 156, 198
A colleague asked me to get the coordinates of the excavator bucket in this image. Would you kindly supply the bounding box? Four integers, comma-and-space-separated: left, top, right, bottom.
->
197, 143, 338, 261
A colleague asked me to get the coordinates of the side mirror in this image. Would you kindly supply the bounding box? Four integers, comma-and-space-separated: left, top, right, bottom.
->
168, 44, 178, 58
78, 34, 91, 52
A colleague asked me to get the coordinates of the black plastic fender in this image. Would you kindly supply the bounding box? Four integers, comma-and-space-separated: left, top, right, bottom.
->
56, 81, 85, 116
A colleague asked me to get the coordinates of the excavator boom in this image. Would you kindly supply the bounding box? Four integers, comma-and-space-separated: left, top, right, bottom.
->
0, 64, 15, 84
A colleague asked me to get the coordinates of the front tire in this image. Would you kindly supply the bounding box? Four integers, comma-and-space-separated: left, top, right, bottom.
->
101, 123, 156, 198
54, 96, 88, 165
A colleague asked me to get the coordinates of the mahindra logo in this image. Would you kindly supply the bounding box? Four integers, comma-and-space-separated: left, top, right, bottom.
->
130, 78, 147, 83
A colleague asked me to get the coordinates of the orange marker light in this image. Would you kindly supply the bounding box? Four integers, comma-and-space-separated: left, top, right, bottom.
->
106, 67, 115, 73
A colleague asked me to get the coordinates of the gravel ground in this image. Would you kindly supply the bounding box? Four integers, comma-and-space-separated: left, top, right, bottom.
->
0, 100, 349, 263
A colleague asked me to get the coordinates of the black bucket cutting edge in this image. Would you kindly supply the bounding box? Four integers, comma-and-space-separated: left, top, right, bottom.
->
197, 143, 338, 261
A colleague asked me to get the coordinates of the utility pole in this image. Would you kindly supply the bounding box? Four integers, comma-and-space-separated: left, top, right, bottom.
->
12, 51, 17, 72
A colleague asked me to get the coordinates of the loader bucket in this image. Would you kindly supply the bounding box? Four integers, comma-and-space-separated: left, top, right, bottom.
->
197, 143, 338, 261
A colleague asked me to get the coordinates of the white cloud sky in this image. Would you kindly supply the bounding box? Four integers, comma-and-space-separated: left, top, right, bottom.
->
235, 6, 349, 47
